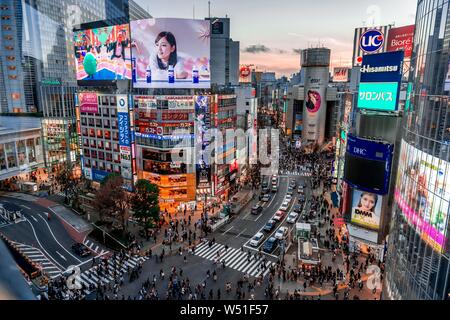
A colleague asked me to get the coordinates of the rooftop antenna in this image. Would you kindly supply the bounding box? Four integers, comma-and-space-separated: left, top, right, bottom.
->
208, 0, 211, 19
193, 1, 195, 19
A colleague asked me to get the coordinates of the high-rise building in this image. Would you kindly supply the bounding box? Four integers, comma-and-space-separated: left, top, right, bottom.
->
384, 0, 450, 300
206, 17, 239, 86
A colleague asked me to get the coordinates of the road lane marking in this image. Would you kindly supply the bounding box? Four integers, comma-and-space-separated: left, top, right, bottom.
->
21, 205, 31, 210
38, 214, 82, 263
56, 251, 67, 261
222, 226, 234, 235
24, 219, 65, 270
235, 228, 247, 238
31, 216, 38, 222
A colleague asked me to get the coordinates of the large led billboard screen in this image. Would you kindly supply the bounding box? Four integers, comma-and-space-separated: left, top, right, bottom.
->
386, 25, 415, 59
74, 24, 132, 80
395, 140, 450, 253
130, 18, 210, 88
344, 134, 393, 194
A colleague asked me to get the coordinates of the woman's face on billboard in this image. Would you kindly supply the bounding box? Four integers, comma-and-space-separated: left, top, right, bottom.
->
361, 193, 376, 212
156, 37, 175, 62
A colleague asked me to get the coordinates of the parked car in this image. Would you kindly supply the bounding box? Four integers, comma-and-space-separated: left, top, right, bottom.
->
71, 243, 91, 257
262, 186, 270, 194
263, 237, 278, 253
285, 195, 292, 203
273, 210, 285, 221
251, 204, 263, 215
286, 211, 299, 224
275, 226, 288, 240
262, 194, 271, 202
250, 232, 265, 247
287, 187, 294, 196
298, 187, 304, 194
263, 219, 277, 232
271, 185, 278, 193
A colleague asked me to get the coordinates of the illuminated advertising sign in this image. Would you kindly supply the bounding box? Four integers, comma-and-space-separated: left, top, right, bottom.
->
358, 51, 403, 112
386, 25, 415, 58
350, 188, 382, 230
79, 92, 98, 113
294, 113, 302, 131
195, 95, 211, 189
360, 51, 404, 83
134, 96, 158, 109
395, 140, 450, 253
357, 82, 399, 111
130, 18, 210, 88
118, 112, 131, 146
161, 112, 190, 121
352, 25, 390, 66
120, 146, 131, 165
239, 65, 253, 83
92, 169, 109, 182
344, 134, 393, 194
333, 67, 349, 82
74, 24, 132, 80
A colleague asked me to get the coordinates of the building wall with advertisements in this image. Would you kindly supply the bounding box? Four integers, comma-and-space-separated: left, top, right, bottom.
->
301, 48, 330, 146
385, 0, 450, 301
134, 95, 196, 212
78, 93, 135, 190
210, 94, 237, 201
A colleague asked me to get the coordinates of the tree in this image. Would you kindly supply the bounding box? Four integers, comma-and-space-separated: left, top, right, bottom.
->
54, 164, 78, 202
94, 174, 130, 231
131, 179, 160, 236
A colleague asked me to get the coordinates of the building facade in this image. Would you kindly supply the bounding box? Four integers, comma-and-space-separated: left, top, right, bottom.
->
384, 0, 450, 300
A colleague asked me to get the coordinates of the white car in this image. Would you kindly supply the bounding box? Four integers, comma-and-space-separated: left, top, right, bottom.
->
285, 195, 292, 203
250, 232, 265, 247
286, 211, 299, 224
275, 227, 288, 240
280, 201, 289, 211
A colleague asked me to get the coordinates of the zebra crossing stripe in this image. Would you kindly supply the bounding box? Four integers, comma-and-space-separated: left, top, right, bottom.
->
194, 243, 215, 256
225, 251, 247, 268
228, 253, 248, 269
241, 259, 260, 274
197, 243, 221, 258
94, 245, 99, 252
219, 248, 239, 262
203, 245, 224, 260
81, 273, 97, 286
194, 242, 208, 252
232, 255, 250, 270
262, 266, 272, 277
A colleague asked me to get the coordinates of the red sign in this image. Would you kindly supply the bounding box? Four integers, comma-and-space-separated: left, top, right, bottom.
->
386, 25, 414, 58
79, 92, 98, 113
162, 112, 189, 121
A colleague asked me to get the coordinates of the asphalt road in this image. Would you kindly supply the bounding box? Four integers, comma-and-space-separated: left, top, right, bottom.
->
0, 196, 92, 273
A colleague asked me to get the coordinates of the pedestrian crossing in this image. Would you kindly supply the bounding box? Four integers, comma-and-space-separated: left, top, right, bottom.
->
11, 241, 62, 279
72, 254, 149, 296
193, 241, 275, 278
83, 239, 109, 256
0, 217, 10, 228
279, 170, 313, 177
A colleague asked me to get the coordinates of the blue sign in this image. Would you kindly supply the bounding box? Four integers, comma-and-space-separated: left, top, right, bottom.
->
92, 169, 109, 182
360, 29, 384, 53
360, 51, 404, 83
118, 112, 131, 147
347, 134, 393, 162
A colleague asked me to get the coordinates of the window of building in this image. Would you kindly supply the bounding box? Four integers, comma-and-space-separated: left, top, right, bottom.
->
96, 129, 103, 138
105, 141, 111, 150
5, 142, 17, 168
5, 45, 13, 50
4, 35, 13, 40
98, 151, 104, 160
26, 139, 36, 162
8, 75, 17, 80
98, 141, 104, 149
91, 150, 97, 158
81, 118, 87, 125
113, 154, 120, 163
103, 119, 110, 128
7, 65, 16, 70
1, 15, 11, 20
82, 128, 88, 136
106, 163, 112, 172
89, 129, 95, 137
6, 55, 15, 61
11, 93, 20, 100
104, 130, 111, 139
106, 153, 112, 161
0, 144, 6, 170
99, 161, 105, 170
83, 149, 90, 157
2, 25, 11, 30
83, 138, 89, 146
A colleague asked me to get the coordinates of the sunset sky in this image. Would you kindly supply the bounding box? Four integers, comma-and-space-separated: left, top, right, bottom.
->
137, 0, 417, 77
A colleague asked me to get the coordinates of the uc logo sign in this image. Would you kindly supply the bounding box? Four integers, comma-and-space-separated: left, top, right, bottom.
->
360, 29, 384, 53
